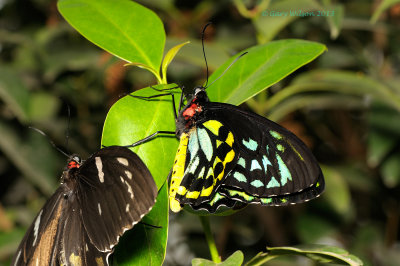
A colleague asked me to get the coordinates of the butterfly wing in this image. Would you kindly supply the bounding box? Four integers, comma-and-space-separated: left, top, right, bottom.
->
59, 191, 110, 266
76, 146, 158, 252
169, 120, 239, 212
12, 186, 111, 266
11, 188, 65, 266
202, 102, 324, 206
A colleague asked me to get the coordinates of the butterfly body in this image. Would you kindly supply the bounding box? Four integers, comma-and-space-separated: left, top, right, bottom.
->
170, 87, 324, 213
12, 146, 157, 266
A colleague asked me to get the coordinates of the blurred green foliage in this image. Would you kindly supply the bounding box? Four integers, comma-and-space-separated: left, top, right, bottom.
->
1, 0, 400, 265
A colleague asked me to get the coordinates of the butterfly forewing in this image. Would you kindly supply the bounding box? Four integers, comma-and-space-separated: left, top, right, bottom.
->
170, 120, 238, 211
12, 188, 65, 266
77, 146, 157, 252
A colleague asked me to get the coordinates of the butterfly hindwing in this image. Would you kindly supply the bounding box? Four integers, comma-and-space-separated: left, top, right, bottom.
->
77, 146, 158, 252
11, 187, 109, 266
201, 102, 324, 206
60, 194, 109, 266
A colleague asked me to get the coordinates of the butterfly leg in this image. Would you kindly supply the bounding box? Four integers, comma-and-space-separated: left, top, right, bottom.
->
129, 92, 181, 120
138, 221, 162, 229
129, 90, 181, 120
149, 85, 186, 112
148, 84, 182, 93
123, 131, 176, 148
101, 131, 176, 148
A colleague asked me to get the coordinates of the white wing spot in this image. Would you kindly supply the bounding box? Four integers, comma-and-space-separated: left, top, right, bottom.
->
32, 209, 43, 246
14, 250, 21, 265
98, 203, 102, 216
95, 157, 104, 183
124, 181, 134, 199
120, 176, 124, 183
125, 170, 132, 179
126, 203, 130, 213
117, 157, 129, 166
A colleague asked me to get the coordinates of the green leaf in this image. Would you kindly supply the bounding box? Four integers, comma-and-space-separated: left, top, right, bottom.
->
192, 250, 244, 266
101, 84, 179, 188
0, 66, 30, 122
57, 0, 165, 73
114, 183, 169, 266
125, 62, 163, 84
267, 70, 400, 113
296, 215, 336, 243
381, 154, 400, 188
245, 245, 363, 266
102, 84, 179, 264
165, 37, 230, 70
325, 4, 344, 39
28, 93, 61, 122
267, 94, 365, 121
161, 41, 190, 84
320, 165, 352, 216
371, 0, 400, 23
367, 130, 398, 168
42, 46, 101, 83
206, 39, 326, 105
0, 121, 59, 196
253, 0, 322, 43
0, 228, 26, 261
367, 103, 400, 167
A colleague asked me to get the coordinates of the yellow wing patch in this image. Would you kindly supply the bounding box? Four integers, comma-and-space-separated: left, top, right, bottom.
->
202, 120, 223, 136
95, 257, 105, 266
69, 253, 82, 266
169, 133, 189, 212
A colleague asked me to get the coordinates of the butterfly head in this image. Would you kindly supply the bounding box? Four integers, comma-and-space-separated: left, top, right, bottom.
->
67, 155, 82, 169
192, 86, 209, 102
176, 86, 210, 136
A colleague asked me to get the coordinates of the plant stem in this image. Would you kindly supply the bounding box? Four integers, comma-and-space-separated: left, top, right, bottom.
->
233, 0, 271, 18
199, 216, 221, 263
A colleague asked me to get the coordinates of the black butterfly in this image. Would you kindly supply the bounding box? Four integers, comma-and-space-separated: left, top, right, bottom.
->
12, 146, 157, 266
169, 87, 324, 213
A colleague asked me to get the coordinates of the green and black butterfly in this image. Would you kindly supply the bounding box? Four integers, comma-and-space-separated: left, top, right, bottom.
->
169, 86, 324, 213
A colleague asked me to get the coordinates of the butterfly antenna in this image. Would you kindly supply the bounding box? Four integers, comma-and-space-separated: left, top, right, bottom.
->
65, 103, 71, 154
206, 51, 248, 89
202, 22, 212, 89
29, 127, 70, 158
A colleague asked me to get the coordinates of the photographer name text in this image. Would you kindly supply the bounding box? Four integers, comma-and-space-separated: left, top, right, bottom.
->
262, 10, 335, 17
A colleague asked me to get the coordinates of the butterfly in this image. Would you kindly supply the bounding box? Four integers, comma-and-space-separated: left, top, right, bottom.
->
12, 146, 157, 266
169, 86, 324, 213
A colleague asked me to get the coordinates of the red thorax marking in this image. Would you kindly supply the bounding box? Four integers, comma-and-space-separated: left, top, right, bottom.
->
68, 161, 80, 169
183, 103, 202, 120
